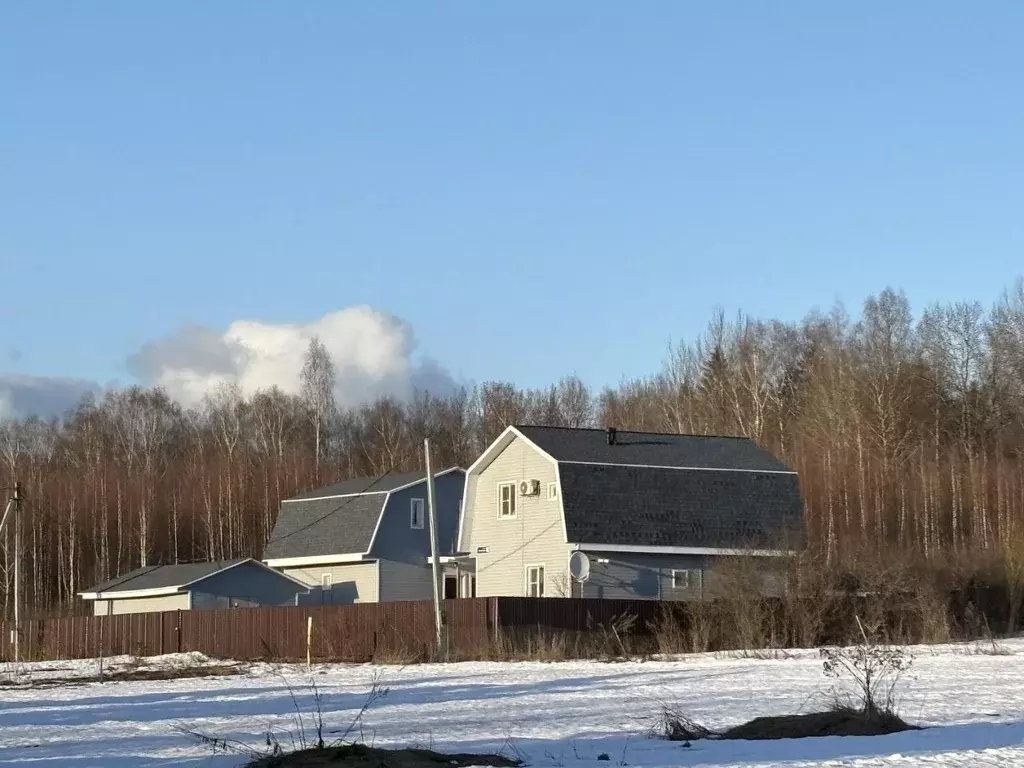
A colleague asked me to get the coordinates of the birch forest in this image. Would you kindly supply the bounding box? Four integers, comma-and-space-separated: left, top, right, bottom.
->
4, 282, 1024, 616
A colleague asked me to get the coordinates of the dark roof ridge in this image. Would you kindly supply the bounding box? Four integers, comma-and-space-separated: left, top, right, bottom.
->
515, 424, 754, 441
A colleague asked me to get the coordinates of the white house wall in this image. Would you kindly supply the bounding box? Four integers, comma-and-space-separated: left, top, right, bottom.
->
96, 592, 190, 616
462, 435, 569, 597
283, 561, 379, 604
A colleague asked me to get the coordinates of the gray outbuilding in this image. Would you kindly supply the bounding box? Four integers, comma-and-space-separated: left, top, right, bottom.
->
79, 558, 309, 616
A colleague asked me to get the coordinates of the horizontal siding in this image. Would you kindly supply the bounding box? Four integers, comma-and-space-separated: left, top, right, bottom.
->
464, 436, 568, 597
378, 558, 434, 602
580, 552, 781, 601
283, 562, 378, 604
195, 562, 303, 607
106, 593, 190, 615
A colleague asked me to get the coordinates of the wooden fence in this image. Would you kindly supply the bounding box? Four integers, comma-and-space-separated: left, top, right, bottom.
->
2, 588, 1009, 663
0, 597, 665, 663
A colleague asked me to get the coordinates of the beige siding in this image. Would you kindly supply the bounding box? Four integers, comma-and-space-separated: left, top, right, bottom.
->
378, 559, 433, 602
462, 436, 569, 597
283, 561, 379, 604
100, 593, 190, 616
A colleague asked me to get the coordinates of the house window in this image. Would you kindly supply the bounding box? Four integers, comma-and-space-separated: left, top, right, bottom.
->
497, 482, 517, 518
672, 569, 701, 590
547, 482, 558, 500
410, 498, 425, 529
526, 565, 545, 597
321, 573, 333, 605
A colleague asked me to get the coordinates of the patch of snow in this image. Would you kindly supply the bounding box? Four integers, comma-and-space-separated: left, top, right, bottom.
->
1, 640, 1023, 766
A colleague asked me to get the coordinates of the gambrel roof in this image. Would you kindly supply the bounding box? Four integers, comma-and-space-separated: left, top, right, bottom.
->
466, 426, 804, 552
263, 467, 464, 562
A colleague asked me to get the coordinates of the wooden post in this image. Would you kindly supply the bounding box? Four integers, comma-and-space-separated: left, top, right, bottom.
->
306, 615, 313, 671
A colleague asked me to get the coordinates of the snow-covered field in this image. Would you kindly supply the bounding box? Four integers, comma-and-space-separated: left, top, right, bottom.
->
2, 641, 1024, 767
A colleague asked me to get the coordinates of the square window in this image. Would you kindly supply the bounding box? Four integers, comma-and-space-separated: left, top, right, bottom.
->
497, 482, 517, 518
526, 565, 545, 597
410, 498, 425, 529
672, 569, 700, 590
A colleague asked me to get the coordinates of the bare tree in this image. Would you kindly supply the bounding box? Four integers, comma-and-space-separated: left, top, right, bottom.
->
301, 336, 336, 481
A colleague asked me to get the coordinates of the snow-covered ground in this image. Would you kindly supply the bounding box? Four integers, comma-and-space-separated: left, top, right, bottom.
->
1, 641, 1023, 767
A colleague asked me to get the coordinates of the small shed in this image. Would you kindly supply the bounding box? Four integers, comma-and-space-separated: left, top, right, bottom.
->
79, 558, 309, 616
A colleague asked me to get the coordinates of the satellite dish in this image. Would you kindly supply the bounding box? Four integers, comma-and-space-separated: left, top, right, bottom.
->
568, 551, 591, 583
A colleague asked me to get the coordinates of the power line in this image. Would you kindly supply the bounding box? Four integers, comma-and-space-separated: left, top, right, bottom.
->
265, 466, 403, 545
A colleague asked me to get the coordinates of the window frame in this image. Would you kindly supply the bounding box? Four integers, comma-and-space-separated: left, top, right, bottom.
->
547, 482, 558, 500
497, 481, 517, 519
321, 573, 333, 590
410, 497, 425, 529
671, 568, 701, 590
525, 564, 546, 598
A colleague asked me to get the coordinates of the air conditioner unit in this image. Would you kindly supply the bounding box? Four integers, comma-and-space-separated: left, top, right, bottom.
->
519, 479, 541, 496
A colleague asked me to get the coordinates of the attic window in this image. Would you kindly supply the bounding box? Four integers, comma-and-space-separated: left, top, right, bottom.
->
410, 498, 425, 529
547, 482, 558, 500
497, 482, 517, 518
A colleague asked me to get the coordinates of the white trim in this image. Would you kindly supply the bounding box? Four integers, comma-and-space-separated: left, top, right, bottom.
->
496, 481, 517, 520
458, 427, 558, 550
374, 559, 381, 603
283, 490, 389, 503
410, 497, 425, 529
671, 568, 701, 590
283, 468, 465, 504
571, 543, 794, 557
456, 479, 467, 552
187, 590, 194, 610
363, 492, 391, 555
79, 586, 182, 600
525, 563, 546, 598
558, 460, 796, 475
547, 482, 558, 501
464, 426, 559, 477
79, 558, 310, 600
430, 554, 473, 565
264, 553, 369, 568
555, 463, 568, 544
365, 469, 466, 553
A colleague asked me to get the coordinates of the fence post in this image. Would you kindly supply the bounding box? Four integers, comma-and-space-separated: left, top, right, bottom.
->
176, 609, 182, 653
306, 615, 313, 671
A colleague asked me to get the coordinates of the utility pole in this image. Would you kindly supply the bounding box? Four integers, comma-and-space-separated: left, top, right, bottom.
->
12, 482, 20, 663
424, 439, 445, 653
0, 484, 21, 661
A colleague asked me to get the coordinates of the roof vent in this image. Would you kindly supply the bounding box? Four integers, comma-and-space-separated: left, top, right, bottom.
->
606, 427, 617, 446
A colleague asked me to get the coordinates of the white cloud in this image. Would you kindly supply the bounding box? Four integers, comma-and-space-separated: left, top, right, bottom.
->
128, 306, 455, 408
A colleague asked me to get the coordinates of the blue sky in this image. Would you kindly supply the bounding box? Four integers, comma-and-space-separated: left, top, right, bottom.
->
3, 3, 1024, 412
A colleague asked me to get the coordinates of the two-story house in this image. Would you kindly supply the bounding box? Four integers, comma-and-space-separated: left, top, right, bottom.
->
453, 425, 804, 600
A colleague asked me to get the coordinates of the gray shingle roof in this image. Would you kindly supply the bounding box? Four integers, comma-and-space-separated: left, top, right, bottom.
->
266, 468, 464, 560
83, 559, 248, 594
264, 494, 385, 559
558, 463, 804, 549
517, 425, 791, 471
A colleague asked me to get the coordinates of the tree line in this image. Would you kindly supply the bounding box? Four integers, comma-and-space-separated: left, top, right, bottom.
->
3, 280, 1024, 615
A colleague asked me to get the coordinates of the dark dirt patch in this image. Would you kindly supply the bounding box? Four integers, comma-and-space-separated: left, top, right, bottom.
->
720, 709, 918, 740
101, 663, 247, 682
0, 662, 246, 688
246, 744, 520, 768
